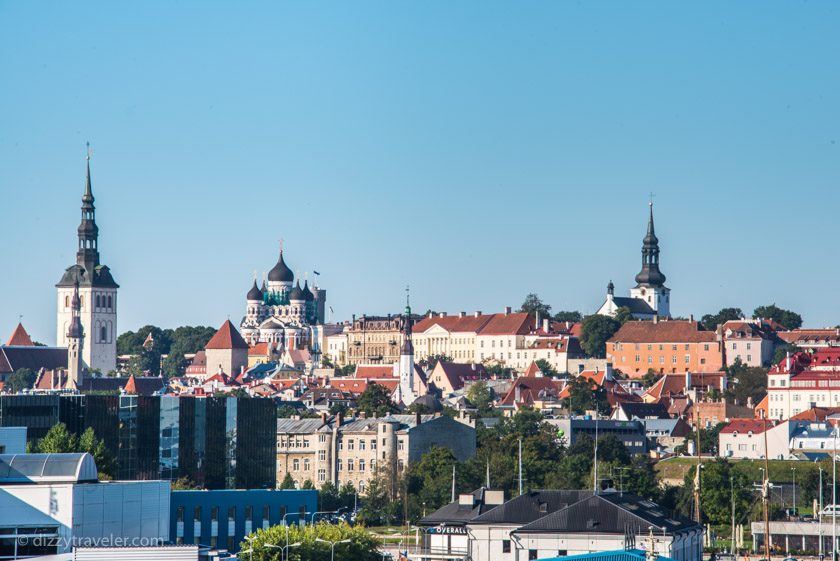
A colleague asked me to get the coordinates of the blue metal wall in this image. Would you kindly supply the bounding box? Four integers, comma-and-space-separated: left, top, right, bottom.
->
170, 489, 318, 552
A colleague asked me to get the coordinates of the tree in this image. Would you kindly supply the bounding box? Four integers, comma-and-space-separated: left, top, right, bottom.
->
422, 354, 452, 369
700, 308, 743, 331
682, 459, 753, 524
35, 424, 115, 480
339, 364, 357, 377
579, 315, 621, 358
339, 481, 358, 511
329, 403, 349, 417
519, 293, 551, 317
773, 344, 801, 367
318, 482, 342, 512
753, 304, 803, 330
302, 479, 315, 490
357, 476, 391, 525
676, 422, 726, 455
562, 375, 610, 415
280, 472, 296, 489
466, 381, 495, 416
171, 476, 200, 490
726, 359, 768, 406
241, 522, 381, 561
640, 369, 663, 389
613, 306, 633, 325
35, 423, 77, 453
553, 311, 582, 323
6, 367, 36, 393
356, 382, 397, 417
534, 359, 559, 378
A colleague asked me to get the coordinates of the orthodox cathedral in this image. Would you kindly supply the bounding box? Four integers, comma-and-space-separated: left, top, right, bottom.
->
239, 248, 327, 350
597, 202, 671, 320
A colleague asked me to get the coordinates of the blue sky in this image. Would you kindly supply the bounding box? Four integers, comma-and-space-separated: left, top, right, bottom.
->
1, 1, 838, 344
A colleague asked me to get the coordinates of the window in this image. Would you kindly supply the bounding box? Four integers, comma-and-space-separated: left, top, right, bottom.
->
262, 505, 270, 521
177, 506, 185, 523
304, 459, 310, 471
359, 459, 365, 472
228, 537, 235, 551
293, 459, 300, 470
319, 450, 326, 461
371, 439, 377, 450
502, 540, 511, 553
194, 506, 202, 522
101, 325, 108, 343
211, 506, 219, 522
337, 459, 342, 471
704, 344, 709, 351
359, 440, 366, 451
529, 550, 538, 560
398, 439, 404, 451
348, 460, 354, 471
245, 506, 253, 523
348, 439, 354, 450
318, 469, 326, 482
228, 506, 236, 522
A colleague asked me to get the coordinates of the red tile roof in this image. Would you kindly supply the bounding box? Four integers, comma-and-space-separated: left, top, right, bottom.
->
249, 342, 273, 356
790, 407, 840, 422
643, 372, 726, 401
500, 376, 561, 407
205, 320, 249, 350
412, 312, 536, 336
6, 323, 33, 346
778, 329, 840, 345
720, 418, 770, 434
124, 374, 138, 395
522, 361, 541, 377
431, 362, 490, 391
354, 365, 396, 379
609, 320, 717, 344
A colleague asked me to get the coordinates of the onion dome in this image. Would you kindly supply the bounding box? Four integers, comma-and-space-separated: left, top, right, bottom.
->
247, 280, 263, 301
288, 281, 305, 301
67, 317, 84, 339
268, 251, 294, 282
302, 280, 314, 301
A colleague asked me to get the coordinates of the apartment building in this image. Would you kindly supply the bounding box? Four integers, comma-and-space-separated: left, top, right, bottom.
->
606, 319, 723, 377
766, 348, 840, 420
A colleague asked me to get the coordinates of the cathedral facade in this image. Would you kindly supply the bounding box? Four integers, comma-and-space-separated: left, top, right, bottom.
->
239, 248, 327, 351
56, 153, 119, 373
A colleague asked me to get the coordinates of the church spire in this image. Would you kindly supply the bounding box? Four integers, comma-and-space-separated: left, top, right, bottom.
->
401, 285, 413, 355
76, 143, 100, 273
634, 201, 666, 288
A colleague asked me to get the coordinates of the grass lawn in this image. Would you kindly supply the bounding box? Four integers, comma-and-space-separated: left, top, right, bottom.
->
656, 457, 823, 485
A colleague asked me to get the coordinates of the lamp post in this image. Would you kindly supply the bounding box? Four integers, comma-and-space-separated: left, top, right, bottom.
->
316, 538, 351, 561
791, 466, 797, 517
282, 511, 311, 561
267, 541, 301, 561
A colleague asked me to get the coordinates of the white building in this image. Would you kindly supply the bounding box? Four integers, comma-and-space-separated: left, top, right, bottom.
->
718, 418, 790, 460
766, 349, 840, 421
0, 453, 169, 560
56, 154, 118, 373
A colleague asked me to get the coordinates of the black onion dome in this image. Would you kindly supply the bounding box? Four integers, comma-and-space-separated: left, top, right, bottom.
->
247, 280, 263, 301
67, 317, 84, 339
289, 281, 305, 301
302, 280, 314, 301
268, 251, 294, 282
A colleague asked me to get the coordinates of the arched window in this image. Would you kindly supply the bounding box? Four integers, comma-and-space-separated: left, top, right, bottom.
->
79, 295, 84, 309
107, 295, 113, 309
101, 325, 107, 343
65, 295, 70, 308
96, 295, 101, 308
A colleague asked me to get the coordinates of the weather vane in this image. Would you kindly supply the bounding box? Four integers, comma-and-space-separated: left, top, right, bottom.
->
648, 191, 655, 206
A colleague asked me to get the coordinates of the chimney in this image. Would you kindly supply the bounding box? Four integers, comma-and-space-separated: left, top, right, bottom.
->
320, 412, 328, 424
336, 412, 344, 427
359, 411, 366, 419
653, 315, 659, 324
515, 385, 521, 403
459, 311, 466, 318
429, 311, 434, 319
415, 411, 422, 426
689, 314, 694, 323
542, 318, 549, 333
504, 306, 512, 316
439, 312, 447, 318
786, 351, 791, 372
475, 311, 482, 317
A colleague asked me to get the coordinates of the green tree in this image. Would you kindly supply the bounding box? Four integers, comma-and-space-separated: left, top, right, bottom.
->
579, 315, 621, 358
329, 403, 349, 417
772, 344, 801, 367
466, 381, 495, 416
161, 326, 216, 378
35, 423, 78, 453
423, 354, 452, 369
356, 382, 397, 417
676, 422, 726, 455
78, 427, 116, 479
553, 311, 582, 323
726, 359, 768, 406
340, 364, 357, 377
357, 476, 391, 525
280, 472, 296, 489
519, 293, 551, 317
171, 476, 200, 490
339, 481, 358, 511
624, 455, 659, 499
318, 482, 342, 512
613, 306, 634, 325
682, 459, 753, 524
562, 375, 610, 415
534, 359, 559, 378
301, 479, 315, 490
241, 522, 381, 561
753, 304, 803, 330
6, 367, 36, 393
640, 369, 662, 388
700, 308, 743, 331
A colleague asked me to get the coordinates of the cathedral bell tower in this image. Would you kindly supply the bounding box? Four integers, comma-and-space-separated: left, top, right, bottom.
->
56, 145, 119, 373
396, 288, 417, 405
629, 202, 670, 317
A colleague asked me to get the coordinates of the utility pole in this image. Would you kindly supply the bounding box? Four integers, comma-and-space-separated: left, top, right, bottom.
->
762, 412, 771, 561
518, 439, 523, 496
792, 466, 797, 517
820, 467, 824, 561
594, 413, 600, 494
693, 406, 702, 523
730, 477, 736, 554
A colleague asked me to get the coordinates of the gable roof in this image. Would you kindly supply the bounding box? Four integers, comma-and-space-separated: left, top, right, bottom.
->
412, 312, 536, 336
418, 487, 504, 526
499, 376, 562, 407
609, 320, 717, 344
643, 372, 725, 401
790, 407, 840, 422
205, 320, 249, 350
616, 401, 670, 420
720, 418, 770, 434
609, 297, 656, 315
6, 323, 34, 346
354, 365, 396, 379
0, 346, 68, 375
431, 362, 490, 391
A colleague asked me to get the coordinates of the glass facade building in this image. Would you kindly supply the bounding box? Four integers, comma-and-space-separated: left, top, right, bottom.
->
0, 395, 276, 489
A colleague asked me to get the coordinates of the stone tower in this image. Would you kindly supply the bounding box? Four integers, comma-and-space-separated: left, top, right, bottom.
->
66, 281, 86, 389
56, 147, 119, 373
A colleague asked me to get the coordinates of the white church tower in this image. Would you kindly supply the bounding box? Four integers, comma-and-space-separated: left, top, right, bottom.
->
395, 289, 417, 406
56, 146, 119, 373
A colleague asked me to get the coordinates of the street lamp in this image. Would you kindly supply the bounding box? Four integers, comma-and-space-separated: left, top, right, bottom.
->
267, 541, 301, 561
281, 511, 311, 561
316, 538, 351, 561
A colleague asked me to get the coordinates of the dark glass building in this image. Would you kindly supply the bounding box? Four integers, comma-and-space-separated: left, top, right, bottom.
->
0, 394, 276, 489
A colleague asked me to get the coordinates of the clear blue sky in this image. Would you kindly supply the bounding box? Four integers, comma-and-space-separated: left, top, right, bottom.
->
1, 1, 838, 344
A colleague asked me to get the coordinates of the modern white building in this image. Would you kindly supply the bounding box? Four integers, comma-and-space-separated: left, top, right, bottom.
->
0, 453, 169, 560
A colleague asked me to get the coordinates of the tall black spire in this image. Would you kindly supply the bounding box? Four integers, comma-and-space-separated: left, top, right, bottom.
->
76, 143, 100, 274
634, 202, 666, 287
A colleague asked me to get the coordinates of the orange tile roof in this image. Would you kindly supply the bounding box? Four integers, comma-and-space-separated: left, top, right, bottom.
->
790, 407, 840, 421
522, 361, 541, 377
609, 320, 717, 344
355, 365, 396, 379
6, 323, 34, 346
720, 418, 771, 434
412, 312, 535, 336
206, 320, 249, 350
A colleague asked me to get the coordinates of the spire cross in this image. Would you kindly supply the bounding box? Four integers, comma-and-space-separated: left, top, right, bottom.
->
85, 142, 93, 161
405, 285, 410, 308
278, 238, 284, 253
648, 192, 655, 206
